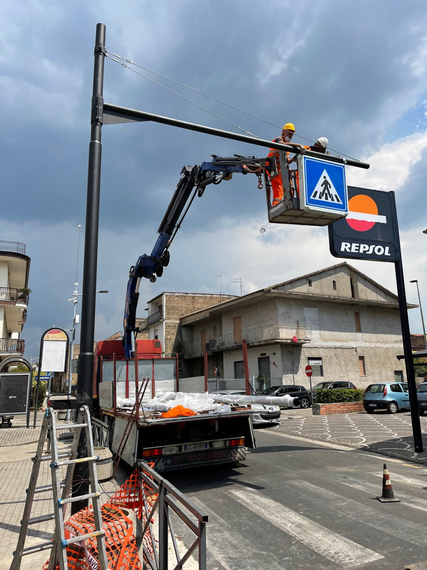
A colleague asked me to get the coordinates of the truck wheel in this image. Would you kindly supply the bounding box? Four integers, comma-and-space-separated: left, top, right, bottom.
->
300, 397, 310, 409
387, 402, 398, 414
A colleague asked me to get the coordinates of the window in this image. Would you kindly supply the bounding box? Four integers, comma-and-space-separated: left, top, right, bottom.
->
359, 356, 366, 376
258, 356, 270, 379
201, 329, 206, 350
233, 316, 242, 343
234, 361, 244, 379
154, 329, 158, 340
307, 279, 312, 287
355, 312, 361, 332
332, 280, 337, 290
308, 357, 323, 377
394, 371, 403, 382
390, 383, 403, 393
350, 277, 356, 298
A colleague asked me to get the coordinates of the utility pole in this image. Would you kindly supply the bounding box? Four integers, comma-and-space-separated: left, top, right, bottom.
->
231, 277, 242, 296
410, 279, 427, 349
215, 275, 222, 301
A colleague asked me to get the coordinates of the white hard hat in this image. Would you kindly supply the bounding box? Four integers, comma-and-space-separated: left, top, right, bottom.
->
315, 137, 329, 148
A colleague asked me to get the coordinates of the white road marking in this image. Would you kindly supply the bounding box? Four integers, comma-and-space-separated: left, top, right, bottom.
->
226, 487, 383, 567
189, 496, 285, 570
290, 479, 427, 547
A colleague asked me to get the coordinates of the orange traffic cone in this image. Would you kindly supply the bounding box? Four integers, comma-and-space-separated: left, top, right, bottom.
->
377, 463, 400, 503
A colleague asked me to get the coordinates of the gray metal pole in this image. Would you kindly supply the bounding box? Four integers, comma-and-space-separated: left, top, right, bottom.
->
73, 22, 106, 514
411, 280, 427, 349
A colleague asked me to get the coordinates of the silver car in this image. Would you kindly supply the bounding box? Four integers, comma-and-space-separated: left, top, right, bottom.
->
417, 383, 427, 415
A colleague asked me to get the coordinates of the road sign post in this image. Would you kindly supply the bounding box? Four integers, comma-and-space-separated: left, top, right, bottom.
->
305, 365, 313, 405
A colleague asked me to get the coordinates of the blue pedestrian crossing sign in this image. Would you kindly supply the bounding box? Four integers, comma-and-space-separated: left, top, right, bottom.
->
299, 155, 348, 216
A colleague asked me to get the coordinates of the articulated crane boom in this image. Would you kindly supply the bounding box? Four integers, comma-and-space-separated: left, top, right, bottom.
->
123, 154, 272, 358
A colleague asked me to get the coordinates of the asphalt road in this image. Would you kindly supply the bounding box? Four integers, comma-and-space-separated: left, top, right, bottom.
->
168, 428, 427, 570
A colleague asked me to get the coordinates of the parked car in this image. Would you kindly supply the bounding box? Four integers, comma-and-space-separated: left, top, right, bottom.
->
363, 382, 409, 414
261, 385, 312, 409
212, 390, 281, 427
417, 383, 427, 415
311, 381, 357, 401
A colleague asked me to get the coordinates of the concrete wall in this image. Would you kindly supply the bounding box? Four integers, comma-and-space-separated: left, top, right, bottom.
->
278, 265, 394, 303
148, 293, 235, 357
0, 261, 9, 288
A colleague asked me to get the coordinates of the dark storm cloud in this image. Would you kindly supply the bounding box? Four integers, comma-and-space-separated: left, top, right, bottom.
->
2, 0, 427, 357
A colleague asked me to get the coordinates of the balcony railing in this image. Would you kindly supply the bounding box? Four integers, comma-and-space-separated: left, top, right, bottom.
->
0, 338, 25, 354
184, 324, 310, 355
0, 241, 26, 254
147, 310, 163, 325
0, 287, 30, 305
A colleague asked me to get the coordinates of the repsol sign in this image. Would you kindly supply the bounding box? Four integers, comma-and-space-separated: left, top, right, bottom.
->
340, 241, 393, 259
328, 187, 399, 263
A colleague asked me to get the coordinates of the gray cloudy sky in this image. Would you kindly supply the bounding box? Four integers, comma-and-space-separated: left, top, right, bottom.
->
1, 0, 427, 362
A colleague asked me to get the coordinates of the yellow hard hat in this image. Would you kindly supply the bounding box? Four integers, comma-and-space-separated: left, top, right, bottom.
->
283, 123, 295, 132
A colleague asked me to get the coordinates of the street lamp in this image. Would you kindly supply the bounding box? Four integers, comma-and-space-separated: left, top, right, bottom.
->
410, 280, 427, 350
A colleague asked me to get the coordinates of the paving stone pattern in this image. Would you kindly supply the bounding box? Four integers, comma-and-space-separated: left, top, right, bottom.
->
275, 410, 427, 463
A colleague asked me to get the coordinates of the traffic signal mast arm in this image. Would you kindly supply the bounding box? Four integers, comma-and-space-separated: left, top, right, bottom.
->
123, 154, 270, 358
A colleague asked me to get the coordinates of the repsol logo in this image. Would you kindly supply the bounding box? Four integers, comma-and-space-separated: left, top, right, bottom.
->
340, 242, 391, 256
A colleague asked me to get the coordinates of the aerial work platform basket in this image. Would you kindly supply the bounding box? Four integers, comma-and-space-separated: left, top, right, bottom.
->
266, 150, 350, 227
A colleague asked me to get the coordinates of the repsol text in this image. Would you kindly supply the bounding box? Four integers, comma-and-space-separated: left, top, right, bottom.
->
340, 242, 391, 256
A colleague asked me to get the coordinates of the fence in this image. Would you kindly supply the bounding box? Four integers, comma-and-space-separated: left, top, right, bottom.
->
136, 461, 208, 569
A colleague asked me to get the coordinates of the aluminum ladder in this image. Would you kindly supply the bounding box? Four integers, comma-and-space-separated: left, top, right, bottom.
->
10, 406, 108, 570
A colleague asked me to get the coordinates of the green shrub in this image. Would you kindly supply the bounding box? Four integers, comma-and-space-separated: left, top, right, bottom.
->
315, 388, 364, 404
31, 379, 47, 409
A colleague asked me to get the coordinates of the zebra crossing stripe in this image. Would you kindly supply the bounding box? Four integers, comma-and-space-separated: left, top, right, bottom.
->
190, 496, 285, 570
290, 479, 427, 548
226, 487, 383, 567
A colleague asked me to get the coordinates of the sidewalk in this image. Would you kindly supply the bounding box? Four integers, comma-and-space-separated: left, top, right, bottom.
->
278, 407, 427, 464
0, 414, 122, 570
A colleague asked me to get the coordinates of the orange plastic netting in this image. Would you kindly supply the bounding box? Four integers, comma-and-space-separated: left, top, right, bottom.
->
42, 469, 158, 569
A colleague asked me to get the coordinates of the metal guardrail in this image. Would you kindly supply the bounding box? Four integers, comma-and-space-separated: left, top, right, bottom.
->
0, 241, 26, 254
137, 461, 208, 569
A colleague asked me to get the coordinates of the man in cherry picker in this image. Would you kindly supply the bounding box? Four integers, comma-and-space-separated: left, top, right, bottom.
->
267, 123, 302, 206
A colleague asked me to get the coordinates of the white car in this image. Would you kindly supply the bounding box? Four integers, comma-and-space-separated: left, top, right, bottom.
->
212, 390, 281, 427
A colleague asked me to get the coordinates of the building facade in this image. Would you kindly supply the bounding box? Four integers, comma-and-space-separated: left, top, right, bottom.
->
0, 240, 31, 364
176, 263, 409, 390
144, 292, 236, 363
